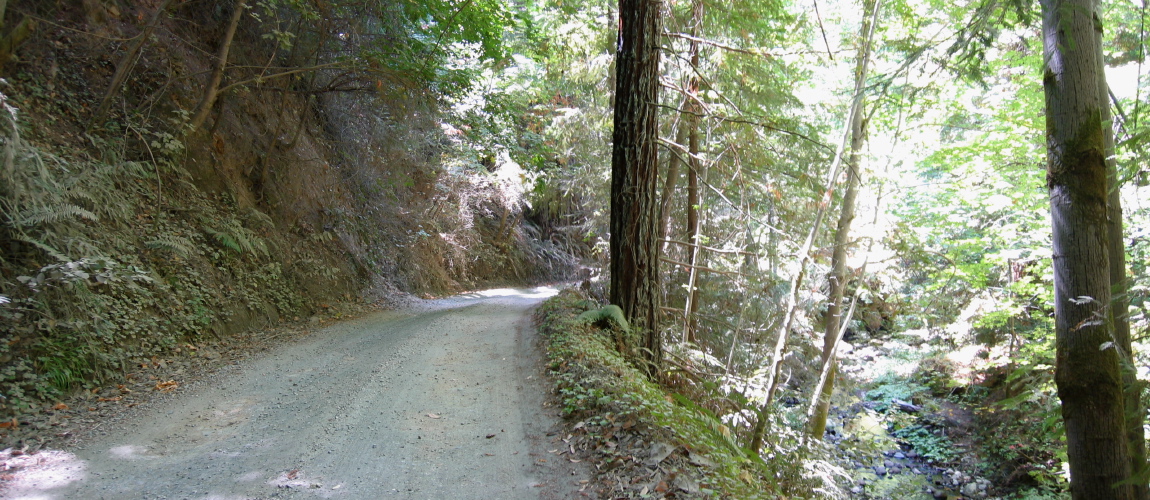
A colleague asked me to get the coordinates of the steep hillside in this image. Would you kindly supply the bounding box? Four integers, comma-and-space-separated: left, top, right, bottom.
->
0, 1, 574, 422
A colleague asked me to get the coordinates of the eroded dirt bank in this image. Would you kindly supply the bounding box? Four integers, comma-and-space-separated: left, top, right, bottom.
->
2, 287, 588, 499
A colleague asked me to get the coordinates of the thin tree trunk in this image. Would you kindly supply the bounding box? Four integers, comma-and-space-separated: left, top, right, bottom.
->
660, 117, 688, 247
1042, 0, 1133, 496
190, 0, 248, 133
0, 8, 36, 73
610, 0, 663, 375
88, 0, 176, 130
682, 0, 704, 344
748, 19, 870, 455
808, 0, 879, 441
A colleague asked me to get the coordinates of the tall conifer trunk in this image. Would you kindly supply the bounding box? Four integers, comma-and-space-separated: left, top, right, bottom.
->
682, 0, 704, 344
611, 0, 663, 374
1041, 0, 1134, 496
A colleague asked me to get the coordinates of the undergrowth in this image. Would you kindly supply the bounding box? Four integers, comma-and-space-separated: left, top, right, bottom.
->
0, 91, 351, 417
535, 289, 838, 498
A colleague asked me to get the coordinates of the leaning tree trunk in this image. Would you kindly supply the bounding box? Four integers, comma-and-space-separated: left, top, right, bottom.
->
1041, 0, 1134, 497
611, 0, 663, 375
0, 0, 36, 74
808, 0, 879, 441
190, 0, 247, 133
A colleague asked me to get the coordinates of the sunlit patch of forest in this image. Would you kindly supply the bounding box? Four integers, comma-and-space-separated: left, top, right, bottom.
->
1, 0, 1149, 497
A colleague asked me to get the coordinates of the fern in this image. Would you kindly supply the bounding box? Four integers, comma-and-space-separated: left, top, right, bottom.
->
202, 219, 269, 257
204, 227, 243, 253
577, 304, 630, 332
671, 392, 749, 459
145, 234, 197, 258
12, 204, 98, 226
12, 233, 69, 262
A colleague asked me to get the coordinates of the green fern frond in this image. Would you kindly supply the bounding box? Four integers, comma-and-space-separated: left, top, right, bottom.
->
244, 207, 275, 229
671, 393, 748, 459
204, 227, 243, 254
12, 233, 68, 262
12, 204, 98, 226
145, 235, 197, 258
577, 304, 629, 332
118, 161, 153, 179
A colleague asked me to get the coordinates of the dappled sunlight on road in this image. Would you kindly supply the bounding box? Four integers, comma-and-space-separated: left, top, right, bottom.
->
0, 449, 86, 499
434, 285, 561, 306
464, 286, 560, 299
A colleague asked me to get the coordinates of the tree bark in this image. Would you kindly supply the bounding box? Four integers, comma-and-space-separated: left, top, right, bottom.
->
1042, 0, 1134, 497
1095, 1, 1147, 491
808, 0, 878, 441
190, 0, 248, 133
611, 0, 663, 375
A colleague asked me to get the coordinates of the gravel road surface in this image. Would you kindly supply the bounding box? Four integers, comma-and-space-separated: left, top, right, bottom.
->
4, 286, 587, 499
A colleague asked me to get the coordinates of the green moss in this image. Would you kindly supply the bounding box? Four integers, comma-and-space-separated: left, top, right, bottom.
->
536, 289, 825, 498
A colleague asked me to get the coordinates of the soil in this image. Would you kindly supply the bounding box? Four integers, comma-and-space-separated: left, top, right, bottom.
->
0, 286, 590, 499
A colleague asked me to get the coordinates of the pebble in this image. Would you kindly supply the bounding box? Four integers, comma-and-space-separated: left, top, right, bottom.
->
874, 465, 887, 476
893, 451, 905, 459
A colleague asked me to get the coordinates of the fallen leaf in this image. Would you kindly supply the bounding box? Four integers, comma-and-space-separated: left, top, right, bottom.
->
485, 434, 496, 439
655, 481, 669, 492
97, 396, 122, 402
427, 413, 441, 419
640, 486, 648, 495
53, 403, 68, 411
87, 407, 97, 411
155, 380, 178, 392
484, 453, 495, 456
0, 419, 17, 429
569, 458, 582, 463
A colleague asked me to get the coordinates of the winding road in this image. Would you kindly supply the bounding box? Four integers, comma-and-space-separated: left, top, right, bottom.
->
4, 286, 587, 499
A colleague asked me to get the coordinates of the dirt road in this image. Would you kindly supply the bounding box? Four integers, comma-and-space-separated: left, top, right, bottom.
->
4, 286, 587, 499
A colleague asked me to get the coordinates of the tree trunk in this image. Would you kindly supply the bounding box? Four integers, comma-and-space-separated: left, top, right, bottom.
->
190, 0, 248, 133
1041, 0, 1133, 497
88, 0, 176, 130
611, 0, 663, 375
1095, 3, 1147, 492
808, 0, 878, 441
0, 0, 36, 74
659, 116, 688, 247
682, 0, 704, 344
